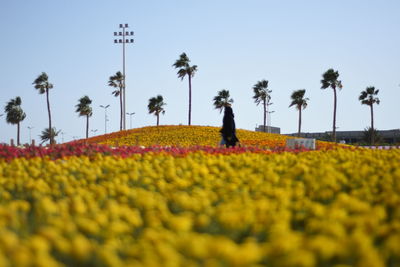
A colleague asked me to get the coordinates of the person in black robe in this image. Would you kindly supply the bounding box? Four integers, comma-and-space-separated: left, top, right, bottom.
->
220, 105, 239, 147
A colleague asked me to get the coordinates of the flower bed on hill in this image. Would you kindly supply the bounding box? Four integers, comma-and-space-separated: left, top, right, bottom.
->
76, 125, 338, 149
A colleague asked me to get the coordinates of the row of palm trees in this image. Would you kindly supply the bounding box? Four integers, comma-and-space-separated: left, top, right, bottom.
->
3, 53, 382, 145
169, 53, 382, 143
207, 68, 380, 144
210, 70, 341, 141
2, 68, 169, 145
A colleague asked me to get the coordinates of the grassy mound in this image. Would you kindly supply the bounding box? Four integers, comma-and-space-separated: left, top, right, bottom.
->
79, 125, 335, 149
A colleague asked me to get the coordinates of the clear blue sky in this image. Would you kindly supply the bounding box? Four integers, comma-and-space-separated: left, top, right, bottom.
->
1, 0, 399, 144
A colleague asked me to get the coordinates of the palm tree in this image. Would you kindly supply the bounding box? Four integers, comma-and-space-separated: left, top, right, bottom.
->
148, 95, 166, 126
363, 127, 382, 145
289, 89, 309, 137
4, 97, 26, 145
359, 86, 380, 145
108, 71, 124, 131
172, 52, 198, 125
40, 127, 60, 145
33, 72, 55, 144
213, 89, 234, 113
320, 69, 343, 142
75, 96, 93, 139
253, 80, 272, 132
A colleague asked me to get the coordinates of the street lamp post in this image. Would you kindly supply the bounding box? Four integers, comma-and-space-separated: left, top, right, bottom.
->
114, 23, 134, 130
60, 131, 65, 143
266, 102, 273, 133
27, 126, 34, 144
126, 112, 135, 129
100, 104, 110, 134
268, 111, 275, 133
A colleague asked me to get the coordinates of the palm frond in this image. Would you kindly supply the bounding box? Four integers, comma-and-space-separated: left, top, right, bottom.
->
321, 69, 342, 90
4, 97, 26, 124
148, 95, 166, 115
40, 127, 60, 144
252, 80, 271, 104
75, 95, 93, 117
289, 89, 308, 110
33, 72, 53, 94
172, 53, 190, 68
177, 69, 188, 80
213, 89, 234, 112
359, 86, 380, 106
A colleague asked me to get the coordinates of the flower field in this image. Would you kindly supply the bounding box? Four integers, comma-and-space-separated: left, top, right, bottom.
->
0, 126, 399, 266
77, 125, 337, 150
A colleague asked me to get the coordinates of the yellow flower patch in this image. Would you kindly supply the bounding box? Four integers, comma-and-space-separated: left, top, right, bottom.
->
0, 148, 399, 266
80, 125, 332, 148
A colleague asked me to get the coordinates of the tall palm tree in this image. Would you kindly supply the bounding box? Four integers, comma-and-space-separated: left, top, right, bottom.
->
359, 86, 380, 145
213, 89, 234, 113
33, 72, 54, 144
320, 69, 343, 142
108, 71, 124, 131
40, 127, 60, 145
4, 97, 26, 145
253, 80, 272, 132
148, 95, 166, 126
75, 96, 93, 139
173, 52, 198, 125
289, 89, 309, 137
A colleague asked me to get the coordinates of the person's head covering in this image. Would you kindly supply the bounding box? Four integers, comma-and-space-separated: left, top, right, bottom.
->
224, 106, 234, 117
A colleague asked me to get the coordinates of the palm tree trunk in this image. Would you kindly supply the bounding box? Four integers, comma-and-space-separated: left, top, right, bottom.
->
263, 100, 266, 132
157, 114, 159, 126
46, 89, 53, 144
298, 106, 302, 137
86, 115, 89, 139
188, 75, 192, 126
119, 89, 123, 131
370, 104, 374, 145
332, 88, 337, 142
17, 122, 20, 146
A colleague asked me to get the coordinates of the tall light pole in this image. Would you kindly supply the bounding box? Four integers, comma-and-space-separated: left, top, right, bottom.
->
27, 126, 34, 144
100, 104, 110, 134
114, 23, 134, 130
126, 112, 135, 129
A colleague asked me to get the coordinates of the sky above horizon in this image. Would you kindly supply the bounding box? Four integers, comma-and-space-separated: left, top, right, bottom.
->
1, 0, 399, 144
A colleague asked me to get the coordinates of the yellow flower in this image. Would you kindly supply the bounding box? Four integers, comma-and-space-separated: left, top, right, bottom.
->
70, 234, 92, 260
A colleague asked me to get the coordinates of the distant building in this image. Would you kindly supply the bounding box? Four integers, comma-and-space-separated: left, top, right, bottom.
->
255, 125, 281, 134
285, 129, 400, 144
